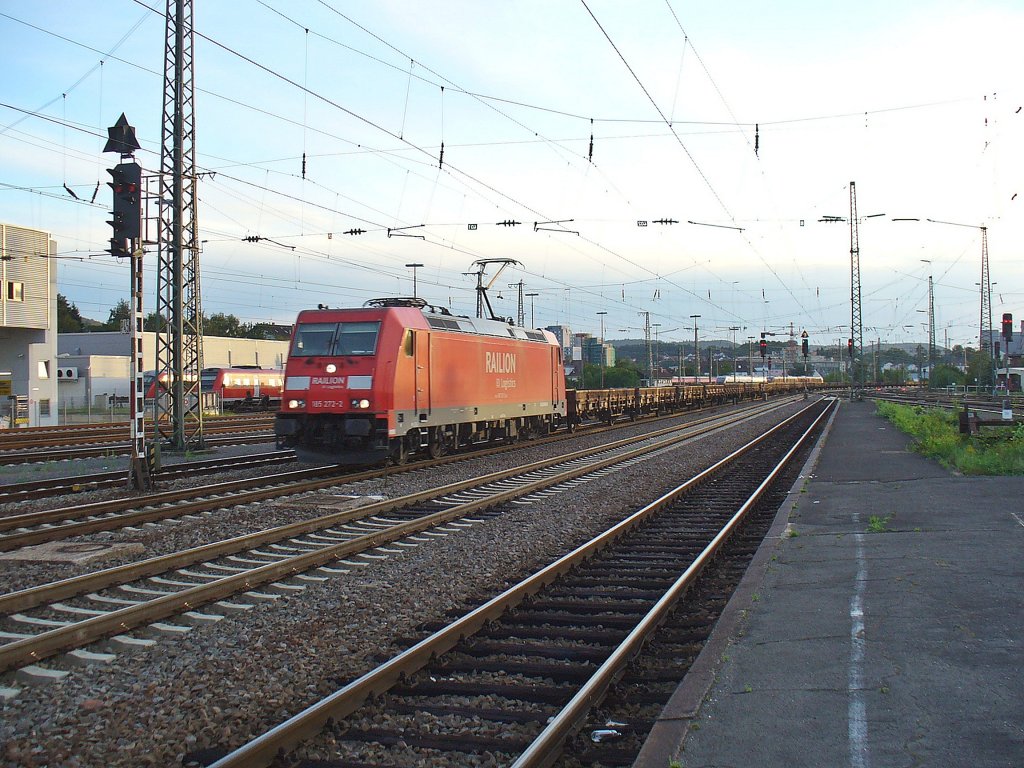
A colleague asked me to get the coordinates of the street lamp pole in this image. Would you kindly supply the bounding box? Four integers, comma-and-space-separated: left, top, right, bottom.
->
405, 263, 424, 299
690, 315, 701, 379
525, 292, 539, 328
729, 326, 740, 381
596, 311, 608, 387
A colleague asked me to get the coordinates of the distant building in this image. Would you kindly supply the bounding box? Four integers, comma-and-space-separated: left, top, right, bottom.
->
1, 223, 58, 427
545, 324, 572, 360
579, 334, 614, 367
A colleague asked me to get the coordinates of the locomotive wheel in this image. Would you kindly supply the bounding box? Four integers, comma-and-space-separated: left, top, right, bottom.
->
389, 438, 409, 465
427, 430, 446, 459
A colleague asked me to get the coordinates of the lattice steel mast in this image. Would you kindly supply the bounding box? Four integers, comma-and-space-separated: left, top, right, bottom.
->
927, 274, 936, 378
979, 225, 992, 356
156, 0, 204, 450
849, 181, 863, 391
641, 311, 652, 383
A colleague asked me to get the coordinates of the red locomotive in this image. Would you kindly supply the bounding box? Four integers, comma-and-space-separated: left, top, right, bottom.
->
275, 298, 568, 463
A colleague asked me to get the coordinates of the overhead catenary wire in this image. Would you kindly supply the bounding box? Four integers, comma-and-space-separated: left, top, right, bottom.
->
3, 4, 1009, 348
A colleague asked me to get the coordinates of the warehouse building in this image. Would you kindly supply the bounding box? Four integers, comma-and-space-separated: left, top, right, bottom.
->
0, 223, 58, 428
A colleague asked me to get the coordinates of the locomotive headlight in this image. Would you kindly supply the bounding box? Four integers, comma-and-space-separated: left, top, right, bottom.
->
325, 363, 337, 373
351, 398, 370, 409
287, 398, 306, 409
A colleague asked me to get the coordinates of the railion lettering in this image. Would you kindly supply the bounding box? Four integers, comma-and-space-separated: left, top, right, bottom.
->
485, 351, 517, 374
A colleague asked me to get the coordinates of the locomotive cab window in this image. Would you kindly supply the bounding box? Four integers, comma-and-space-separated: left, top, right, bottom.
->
403, 330, 415, 357
335, 321, 380, 355
291, 323, 337, 356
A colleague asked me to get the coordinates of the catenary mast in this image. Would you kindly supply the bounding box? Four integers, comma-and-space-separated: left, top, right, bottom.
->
156, 0, 204, 450
849, 181, 863, 392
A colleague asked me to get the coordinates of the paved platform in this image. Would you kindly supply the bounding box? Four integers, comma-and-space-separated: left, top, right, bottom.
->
635, 397, 1024, 768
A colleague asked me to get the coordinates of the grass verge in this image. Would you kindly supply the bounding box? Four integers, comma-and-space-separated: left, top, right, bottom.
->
876, 401, 1024, 475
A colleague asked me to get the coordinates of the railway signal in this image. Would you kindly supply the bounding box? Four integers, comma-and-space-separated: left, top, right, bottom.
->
759, 336, 767, 359
106, 161, 142, 242
847, 338, 854, 358
1002, 313, 1013, 343
103, 114, 150, 491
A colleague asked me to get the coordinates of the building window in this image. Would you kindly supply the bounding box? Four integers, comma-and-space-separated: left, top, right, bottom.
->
39, 399, 51, 417
7, 281, 24, 301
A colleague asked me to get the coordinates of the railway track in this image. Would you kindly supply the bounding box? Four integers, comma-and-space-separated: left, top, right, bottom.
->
0, 414, 274, 449
0, 429, 277, 466
0, 397, 805, 685
868, 389, 1023, 418
0, 416, 276, 464
0, 450, 296, 505
0, 399, 793, 553
202, 398, 834, 767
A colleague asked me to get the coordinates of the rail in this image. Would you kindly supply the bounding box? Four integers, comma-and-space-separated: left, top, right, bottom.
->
207, 398, 834, 767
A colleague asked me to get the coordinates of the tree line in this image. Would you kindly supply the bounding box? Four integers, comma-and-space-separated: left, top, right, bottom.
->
57, 295, 291, 340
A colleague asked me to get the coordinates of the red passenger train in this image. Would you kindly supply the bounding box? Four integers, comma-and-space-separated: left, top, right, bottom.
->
275, 298, 567, 463
200, 366, 284, 410
145, 367, 284, 411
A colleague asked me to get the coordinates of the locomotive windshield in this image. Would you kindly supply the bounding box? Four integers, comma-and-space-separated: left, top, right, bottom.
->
291, 321, 381, 357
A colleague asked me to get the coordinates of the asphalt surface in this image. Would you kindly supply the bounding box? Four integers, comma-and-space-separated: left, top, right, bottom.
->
634, 396, 1024, 768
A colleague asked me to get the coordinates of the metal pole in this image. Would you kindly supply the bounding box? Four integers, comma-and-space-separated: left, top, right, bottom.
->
405, 263, 423, 299
128, 243, 151, 489
729, 326, 740, 381
652, 323, 661, 385
690, 315, 700, 379
526, 293, 538, 328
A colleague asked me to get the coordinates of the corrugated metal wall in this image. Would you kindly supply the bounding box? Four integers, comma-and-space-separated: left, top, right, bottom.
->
2, 223, 51, 329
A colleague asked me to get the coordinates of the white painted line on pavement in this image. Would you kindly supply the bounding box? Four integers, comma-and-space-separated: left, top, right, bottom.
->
849, 530, 871, 768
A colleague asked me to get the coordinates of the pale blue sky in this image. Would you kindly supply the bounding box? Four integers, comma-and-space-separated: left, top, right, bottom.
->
1, 1, 1021, 349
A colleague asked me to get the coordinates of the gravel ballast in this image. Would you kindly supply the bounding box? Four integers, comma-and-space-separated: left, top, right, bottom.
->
0, 399, 812, 767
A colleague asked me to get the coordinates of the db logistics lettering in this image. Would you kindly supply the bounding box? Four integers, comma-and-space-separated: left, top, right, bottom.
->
312, 376, 346, 385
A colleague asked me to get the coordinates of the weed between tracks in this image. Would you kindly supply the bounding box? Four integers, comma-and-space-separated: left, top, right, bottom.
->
876, 401, 1024, 475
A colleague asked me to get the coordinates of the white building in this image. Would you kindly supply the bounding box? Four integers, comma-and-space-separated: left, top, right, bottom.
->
1, 223, 58, 427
